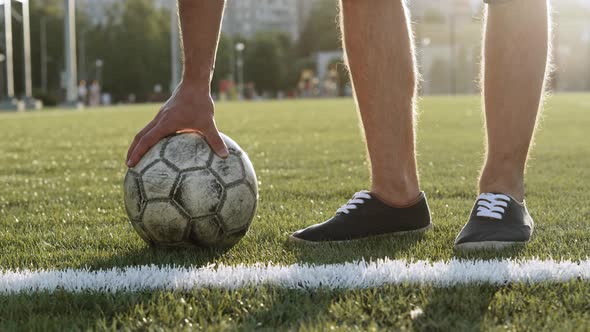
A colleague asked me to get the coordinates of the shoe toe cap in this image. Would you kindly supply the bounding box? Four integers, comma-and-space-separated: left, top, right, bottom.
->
290, 224, 323, 242
455, 222, 532, 245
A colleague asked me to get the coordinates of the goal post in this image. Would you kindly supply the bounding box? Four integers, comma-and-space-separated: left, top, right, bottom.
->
0, 0, 41, 110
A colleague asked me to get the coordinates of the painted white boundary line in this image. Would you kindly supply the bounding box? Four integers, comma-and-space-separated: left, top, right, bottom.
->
2, 259, 589, 294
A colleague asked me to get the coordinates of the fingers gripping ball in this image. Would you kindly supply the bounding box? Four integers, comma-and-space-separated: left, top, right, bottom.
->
123, 133, 258, 248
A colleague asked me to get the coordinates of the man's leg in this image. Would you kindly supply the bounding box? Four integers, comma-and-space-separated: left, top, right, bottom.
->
340, 0, 420, 206
455, 0, 549, 250
290, 0, 431, 243
480, 0, 550, 201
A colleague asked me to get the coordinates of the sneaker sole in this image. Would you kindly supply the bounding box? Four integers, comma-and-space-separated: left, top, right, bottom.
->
454, 240, 529, 251
288, 223, 433, 244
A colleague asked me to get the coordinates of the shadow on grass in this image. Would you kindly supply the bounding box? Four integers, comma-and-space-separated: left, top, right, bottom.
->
285, 231, 429, 265
410, 245, 532, 331
0, 291, 150, 331
78, 245, 229, 270
0, 287, 335, 331
81, 226, 528, 271
0, 285, 498, 330
452, 243, 528, 261
412, 285, 497, 331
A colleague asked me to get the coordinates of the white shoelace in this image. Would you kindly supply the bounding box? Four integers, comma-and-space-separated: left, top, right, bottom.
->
336, 191, 372, 214
476, 193, 510, 220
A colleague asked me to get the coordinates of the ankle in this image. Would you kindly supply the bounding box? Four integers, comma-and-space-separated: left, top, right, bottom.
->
371, 181, 421, 207
479, 168, 525, 202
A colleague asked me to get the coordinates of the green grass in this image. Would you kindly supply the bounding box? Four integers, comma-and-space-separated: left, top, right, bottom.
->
1, 95, 589, 331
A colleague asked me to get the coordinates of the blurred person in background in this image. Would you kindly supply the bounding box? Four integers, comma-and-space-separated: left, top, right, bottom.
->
126, 0, 549, 251
89, 80, 101, 106
101, 93, 112, 106
78, 80, 88, 105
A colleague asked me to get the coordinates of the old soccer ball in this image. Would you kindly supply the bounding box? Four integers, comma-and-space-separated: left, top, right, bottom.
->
123, 132, 258, 248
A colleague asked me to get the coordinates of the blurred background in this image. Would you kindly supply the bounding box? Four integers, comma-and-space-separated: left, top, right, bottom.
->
1, 0, 589, 109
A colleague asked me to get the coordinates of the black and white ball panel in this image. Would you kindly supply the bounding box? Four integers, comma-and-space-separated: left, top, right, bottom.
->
174, 170, 223, 218
219, 182, 257, 233
142, 201, 189, 243
163, 133, 211, 170
123, 132, 258, 248
141, 161, 178, 200
123, 171, 143, 221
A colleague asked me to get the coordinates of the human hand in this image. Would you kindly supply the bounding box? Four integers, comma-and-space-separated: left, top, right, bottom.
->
126, 82, 228, 167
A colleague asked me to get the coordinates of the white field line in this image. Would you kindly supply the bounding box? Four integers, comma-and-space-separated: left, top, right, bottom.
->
1, 258, 590, 294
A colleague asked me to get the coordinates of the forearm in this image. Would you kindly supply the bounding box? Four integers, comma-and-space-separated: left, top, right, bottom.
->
178, 0, 225, 89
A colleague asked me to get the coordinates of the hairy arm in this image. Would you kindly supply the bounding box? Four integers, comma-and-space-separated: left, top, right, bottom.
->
127, 0, 227, 167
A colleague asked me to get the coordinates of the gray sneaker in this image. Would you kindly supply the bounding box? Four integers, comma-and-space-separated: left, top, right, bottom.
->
454, 193, 534, 251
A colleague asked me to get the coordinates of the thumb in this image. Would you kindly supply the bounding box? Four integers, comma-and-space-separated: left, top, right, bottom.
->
205, 128, 229, 159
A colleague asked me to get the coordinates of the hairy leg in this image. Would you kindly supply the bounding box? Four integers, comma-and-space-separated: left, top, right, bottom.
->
479, 0, 550, 202
340, 0, 419, 206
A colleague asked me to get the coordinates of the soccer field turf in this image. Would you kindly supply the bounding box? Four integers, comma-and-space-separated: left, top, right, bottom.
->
1, 95, 589, 330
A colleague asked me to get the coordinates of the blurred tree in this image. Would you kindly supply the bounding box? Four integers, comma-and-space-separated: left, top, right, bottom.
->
29, 0, 170, 100
29, 0, 66, 104
211, 34, 235, 94
297, 0, 340, 57
95, 0, 170, 101
243, 31, 291, 96
274, 32, 297, 93
30, 0, 170, 103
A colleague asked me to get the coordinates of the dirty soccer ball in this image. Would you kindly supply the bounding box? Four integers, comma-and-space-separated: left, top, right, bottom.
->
124, 133, 258, 248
